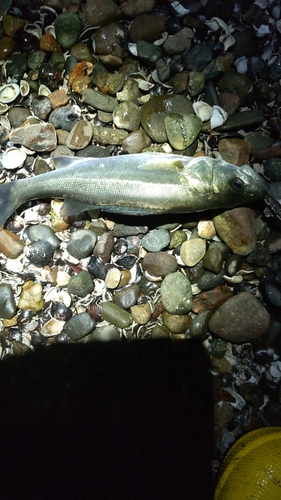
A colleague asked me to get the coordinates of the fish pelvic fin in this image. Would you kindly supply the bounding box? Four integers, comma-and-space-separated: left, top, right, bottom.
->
0, 181, 19, 226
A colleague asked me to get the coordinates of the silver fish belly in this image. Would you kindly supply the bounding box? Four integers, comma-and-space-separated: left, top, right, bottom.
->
0, 153, 266, 225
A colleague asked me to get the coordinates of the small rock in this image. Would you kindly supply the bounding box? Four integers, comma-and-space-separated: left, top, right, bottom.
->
202, 247, 224, 273
180, 238, 206, 266
67, 270, 94, 297
162, 311, 192, 333
92, 126, 128, 145
67, 229, 97, 259
54, 12, 81, 49
113, 102, 140, 131
122, 129, 151, 154
213, 208, 256, 256
0, 283, 17, 319
66, 119, 92, 150
142, 251, 178, 277
238, 382, 264, 408
211, 356, 233, 374
105, 267, 121, 289
163, 27, 193, 55
82, 88, 117, 112
10, 123, 57, 152
101, 301, 133, 328
161, 272, 192, 314
208, 291, 270, 342
164, 113, 201, 150
130, 14, 167, 43
25, 224, 60, 250
197, 220, 216, 240
0, 228, 24, 258
131, 303, 152, 324
113, 283, 141, 309
218, 138, 251, 166
24, 240, 53, 267
65, 312, 95, 341
192, 285, 233, 314
141, 228, 170, 252
18, 281, 44, 312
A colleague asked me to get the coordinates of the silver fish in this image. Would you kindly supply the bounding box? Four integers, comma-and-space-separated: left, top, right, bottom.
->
0, 153, 266, 225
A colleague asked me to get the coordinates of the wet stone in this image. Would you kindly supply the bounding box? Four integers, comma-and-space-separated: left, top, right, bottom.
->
25, 224, 60, 251
213, 208, 256, 256
264, 158, 281, 182
188, 71, 205, 98
197, 269, 225, 291
140, 94, 194, 143
0, 283, 17, 319
97, 72, 125, 95
48, 89, 69, 109
183, 42, 212, 71
67, 229, 97, 259
92, 23, 125, 59
218, 138, 251, 167
92, 126, 128, 145
208, 291, 270, 342
66, 120, 93, 150
180, 238, 206, 267
162, 311, 192, 334
203, 247, 224, 273
161, 272, 192, 314
169, 230, 187, 249
82, 87, 117, 111
39, 33, 61, 54
0, 36, 15, 60
49, 105, 81, 132
54, 12, 81, 50
101, 301, 133, 328
141, 228, 170, 252
70, 42, 94, 63
238, 382, 264, 408
219, 109, 264, 133
81, 0, 122, 27
93, 231, 114, 262
113, 283, 141, 309
67, 270, 94, 297
65, 312, 95, 341
24, 240, 53, 267
122, 129, 151, 154
142, 251, 178, 277
192, 285, 233, 314
117, 78, 140, 103
163, 28, 193, 55
113, 102, 140, 132
105, 267, 121, 289
190, 309, 213, 338
130, 14, 167, 43
0, 228, 24, 258
165, 113, 201, 150
9, 123, 57, 152
131, 303, 152, 325
18, 281, 44, 312
137, 40, 163, 67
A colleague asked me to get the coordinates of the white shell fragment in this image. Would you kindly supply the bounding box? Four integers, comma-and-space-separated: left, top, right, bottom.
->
2, 147, 27, 170
38, 84, 51, 96
20, 79, 30, 97
193, 101, 213, 122
0, 83, 20, 104
210, 105, 228, 129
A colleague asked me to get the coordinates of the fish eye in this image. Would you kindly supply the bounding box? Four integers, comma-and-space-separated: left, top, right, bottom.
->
228, 177, 244, 194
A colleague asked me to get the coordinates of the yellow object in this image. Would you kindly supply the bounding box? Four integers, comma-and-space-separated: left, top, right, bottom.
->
214, 427, 281, 500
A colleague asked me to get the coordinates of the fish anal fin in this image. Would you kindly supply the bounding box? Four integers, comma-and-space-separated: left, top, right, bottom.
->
60, 199, 99, 217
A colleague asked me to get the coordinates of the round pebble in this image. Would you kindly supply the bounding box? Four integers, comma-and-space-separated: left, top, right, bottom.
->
142, 251, 178, 277
141, 228, 170, 252
0, 283, 17, 319
180, 238, 206, 267
65, 312, 96, 341
25, 224, 60, 250
24, 240, 53, 267
101, 301, 133, 328
67, 229, 97, 259
161, 272, 192, 314
113, 283, 141, 309
67, 270, 94, 297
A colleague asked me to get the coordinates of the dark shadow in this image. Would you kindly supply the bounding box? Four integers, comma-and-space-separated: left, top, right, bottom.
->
0, 339, 213, 500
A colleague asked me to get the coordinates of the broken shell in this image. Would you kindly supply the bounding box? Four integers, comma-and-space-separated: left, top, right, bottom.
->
20, 79, 30, 97
0, 115, 11, 130
0, 103, 9, 114
42, 318, 65, 336
24, 23, 42, 39
38, 84, 51, 96
44, 287, 72, 307
193, 101, 213, 122
0, 83, 20, 104
2, 147, 27, 170
210, 105, 228, 129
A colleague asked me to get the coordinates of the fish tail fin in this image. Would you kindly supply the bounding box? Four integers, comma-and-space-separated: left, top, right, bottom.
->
0, 181, 20, 226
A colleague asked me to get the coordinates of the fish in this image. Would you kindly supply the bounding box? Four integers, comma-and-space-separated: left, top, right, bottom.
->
0, 153, 266, 225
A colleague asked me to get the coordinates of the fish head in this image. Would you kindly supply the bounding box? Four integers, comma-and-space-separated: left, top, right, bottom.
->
211, 160, 266, 208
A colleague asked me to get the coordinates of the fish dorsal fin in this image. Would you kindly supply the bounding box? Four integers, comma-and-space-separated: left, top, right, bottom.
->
138, 158, 185, 171
60, 199, 99, 216
52, 156, 83, 170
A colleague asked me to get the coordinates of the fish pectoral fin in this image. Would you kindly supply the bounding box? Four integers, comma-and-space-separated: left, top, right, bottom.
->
60, 199, 99, 216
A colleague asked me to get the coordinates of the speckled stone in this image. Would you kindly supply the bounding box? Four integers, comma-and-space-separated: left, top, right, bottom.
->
113, 283, 141, 309
92, 126, 128, 145
54, 12, 81, 49
141, 228, 170, 252
131, 303, 152, 324
161, 272, 192, 314
162, 311, 192, 333
66, 120, 93, 150
208, 291, 270, 342
213, 208, 256, 256
25, 224, 60, 250
164, 113, 202, 150
122, 130, 152, 153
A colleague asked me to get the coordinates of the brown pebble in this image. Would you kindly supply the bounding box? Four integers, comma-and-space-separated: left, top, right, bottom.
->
48, 90, 69, 109
218, 137, 251, 166
129, 14, 167, 42
192, 285, 233, 314
142, 251, 178, 277
131, 303, 152, 325
162, 311, 192, 333
0, 228, 24, 259
213, 208, 256, 256
39, 32, 62, 53
211, 356, 233, 374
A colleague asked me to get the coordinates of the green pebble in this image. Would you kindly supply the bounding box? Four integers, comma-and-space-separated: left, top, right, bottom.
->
28, 50, 46, 70
137, 40, 163, 67
67, 270, 94, 297
101, 302, 133, 328
0, 283, 16, 319
211, 338, 228, 358
54, 12, 81, 49
141, 228, 170, 252
67, 229, 97, 259
169, 230, 187, 249
161, 272, 192, 314
25, 224, 60, 250
165, 113, 202, 150
65, 312, 96, 341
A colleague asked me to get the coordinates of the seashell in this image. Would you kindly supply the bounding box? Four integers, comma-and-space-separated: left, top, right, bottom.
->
0, 103, 9, 114
38, 84, 51, 96
235, 56, 248, 74
210, 105, 228, 129
2, 147, 27, 170
0, 115, 11, 130
128, 43, 138, 57
44, 287, 72, 307
24, 23, 42, 39
42, 318, 65, 336
45, 25, 56, 38
20, 79, 30, 97
0, 83, 20, 104
193, 101, 213, 122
